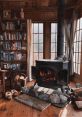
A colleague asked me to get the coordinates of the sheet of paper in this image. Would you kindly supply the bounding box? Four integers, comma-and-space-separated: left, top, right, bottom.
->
46, 89, 54, 95
37, 87, 44, 92
43, 88, 49, 93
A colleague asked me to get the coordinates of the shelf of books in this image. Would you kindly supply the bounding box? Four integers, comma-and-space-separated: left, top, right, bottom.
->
0, 9, 27, 71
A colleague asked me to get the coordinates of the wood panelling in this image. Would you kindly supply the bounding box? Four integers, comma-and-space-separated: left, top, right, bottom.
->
43, 22, 51, 59
24, 10, 57, 22
0, 0, 82, 21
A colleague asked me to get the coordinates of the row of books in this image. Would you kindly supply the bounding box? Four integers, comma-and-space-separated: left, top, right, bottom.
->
0, 32, 27, 40
3, 42, 22, 50
2, 63, 21, 70
0, 51, 23, 61
1, 21, 26, 31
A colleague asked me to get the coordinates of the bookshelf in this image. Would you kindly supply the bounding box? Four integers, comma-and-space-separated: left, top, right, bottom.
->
0, 21, 27, 71
0, 9, 28, 91
0, 10, 27, 72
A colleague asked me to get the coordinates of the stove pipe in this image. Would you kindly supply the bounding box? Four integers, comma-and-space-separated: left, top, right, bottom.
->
57, 0, 65, 57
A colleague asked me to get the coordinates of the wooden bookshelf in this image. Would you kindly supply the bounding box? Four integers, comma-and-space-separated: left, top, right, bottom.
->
0, 9, 32, 91
0, 9, 28, 92
0, 9, 27, 72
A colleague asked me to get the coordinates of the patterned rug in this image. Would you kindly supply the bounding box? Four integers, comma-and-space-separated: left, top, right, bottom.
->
15, 94, 51, 111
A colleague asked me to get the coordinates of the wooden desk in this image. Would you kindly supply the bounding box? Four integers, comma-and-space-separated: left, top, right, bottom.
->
0, 99, 63, 117
0, 99, 82, 117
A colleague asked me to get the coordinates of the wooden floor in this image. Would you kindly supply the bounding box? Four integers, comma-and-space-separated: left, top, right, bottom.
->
0, 99, 63, 117
0, 99, 82, 117
0, 81, 82, 117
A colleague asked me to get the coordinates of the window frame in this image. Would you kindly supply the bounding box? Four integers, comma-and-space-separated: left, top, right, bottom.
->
32, 23, 43, 65
51, 23, 57, 59
73, 18, 82, 74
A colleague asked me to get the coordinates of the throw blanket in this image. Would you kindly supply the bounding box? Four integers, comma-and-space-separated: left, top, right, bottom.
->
21, 84, 71, 108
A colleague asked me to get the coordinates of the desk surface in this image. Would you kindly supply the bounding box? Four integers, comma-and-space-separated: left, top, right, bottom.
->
0, 99, 82, 117
0, 99, 63, 117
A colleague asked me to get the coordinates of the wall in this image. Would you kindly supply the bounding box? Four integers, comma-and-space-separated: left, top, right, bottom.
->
43, 22, 51, 59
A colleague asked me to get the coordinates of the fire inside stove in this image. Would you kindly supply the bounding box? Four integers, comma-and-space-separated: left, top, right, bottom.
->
38, 68, 57, 86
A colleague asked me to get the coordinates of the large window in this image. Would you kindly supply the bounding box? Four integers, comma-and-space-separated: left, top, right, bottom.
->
64, 35, 67, 56
51, 23, 57, 59
32, 23, 43, 65
73, 18, 82, 74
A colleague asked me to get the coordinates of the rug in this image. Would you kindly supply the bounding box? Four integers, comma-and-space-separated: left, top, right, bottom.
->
15, 94, 51, 111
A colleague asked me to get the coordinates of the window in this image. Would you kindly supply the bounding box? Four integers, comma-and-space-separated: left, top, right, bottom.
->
64, 34, 67, 56
73, 18, 82, 74
51, 23, 57, 59
32, 23, 43, 65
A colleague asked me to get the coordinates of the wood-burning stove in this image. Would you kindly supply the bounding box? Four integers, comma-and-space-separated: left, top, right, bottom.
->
32, 59, 69, 88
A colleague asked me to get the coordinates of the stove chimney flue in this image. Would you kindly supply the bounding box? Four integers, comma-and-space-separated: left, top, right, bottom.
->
57, 0, 65, 57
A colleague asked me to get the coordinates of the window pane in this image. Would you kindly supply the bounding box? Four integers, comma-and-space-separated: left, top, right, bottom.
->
51, 53, 55, 59
34, 53, 38, 61
80, 18, 82, 29
76, 53, 78, 63
51, 23, 55, 33
51, 23, 57, 33
34, 24, 38, 33
34, 34, 38, 43
39, 34, 43, 43
34, 44, 38, 52
55, 24, 57, 32
77, 31, 80, 41
51, 43, 55, 52
78, 42, 81, 52
78, 53, 81, 63
56, 34, 57, 42
74, 42, 76, 52
39, 23, 43, 33
81, 30, 82, 41
78, 64, 80, 74
39, 44, 43, 52
81, 31, 82, 41
77, 20, 79, 30
51, 34, 55, 42
51, 23, 57, 59
76, 43, 78, 52
79, 31, 81, 41
39, 53, 43, 59
55, 43, 57, 52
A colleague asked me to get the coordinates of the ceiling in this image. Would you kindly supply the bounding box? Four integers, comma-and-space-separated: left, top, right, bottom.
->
0, 0, 78, 8
0, 0, 81, 21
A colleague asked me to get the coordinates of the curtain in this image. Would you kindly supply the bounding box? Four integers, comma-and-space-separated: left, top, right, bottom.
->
27, 19, 33, 81
64, 11, 78, 75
